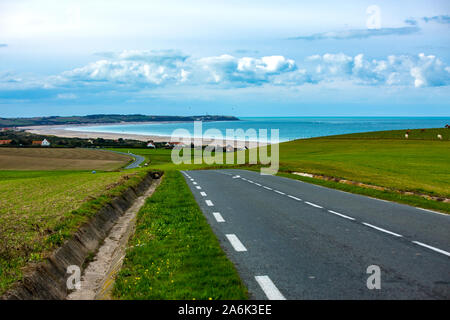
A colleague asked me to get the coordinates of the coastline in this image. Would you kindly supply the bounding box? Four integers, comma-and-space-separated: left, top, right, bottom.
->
23, 123, 268, 147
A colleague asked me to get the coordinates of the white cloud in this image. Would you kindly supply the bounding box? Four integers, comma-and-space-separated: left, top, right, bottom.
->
1, 51, 449, 99
196, 54, 296, 85
304, 52, 450, 87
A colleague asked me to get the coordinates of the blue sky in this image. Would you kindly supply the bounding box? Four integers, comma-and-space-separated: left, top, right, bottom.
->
0, 0, 449, 117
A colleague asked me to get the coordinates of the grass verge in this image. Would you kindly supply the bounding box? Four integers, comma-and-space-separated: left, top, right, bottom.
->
113, 170, 248, 300
275, 171, 449, 214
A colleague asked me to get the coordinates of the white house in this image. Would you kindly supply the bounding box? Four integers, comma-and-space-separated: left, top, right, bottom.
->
41, 139, 51, 147
147, 142, 156, 148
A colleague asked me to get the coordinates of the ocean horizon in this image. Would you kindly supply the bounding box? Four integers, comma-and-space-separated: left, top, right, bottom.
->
65, 117, 450, 142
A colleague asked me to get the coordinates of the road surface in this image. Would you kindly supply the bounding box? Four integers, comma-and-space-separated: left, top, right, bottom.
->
108, 150, 145, 169
182, 169, 450, 300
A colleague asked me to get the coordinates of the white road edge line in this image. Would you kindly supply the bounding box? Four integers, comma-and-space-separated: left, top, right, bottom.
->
212, 212, 225, 223
255, 276, 286, 300
225, 234, 247, 252
274, 190, 285, 195
263, 186, 273, 190
205, 200, 214, 207
362, 223, 403, 237
415, 207, 448, 217
328, 210, 355, 220
255, 183, 262, 186
305, 201, 323, 209
412, 241, 450, 257
200, 192, 207, 197
287, 195, 302, 201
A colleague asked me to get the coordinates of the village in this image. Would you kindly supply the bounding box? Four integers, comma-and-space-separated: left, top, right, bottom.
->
0, 128, 249, 153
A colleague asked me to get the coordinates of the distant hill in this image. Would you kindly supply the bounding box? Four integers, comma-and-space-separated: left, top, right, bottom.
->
0, 114, 240, 128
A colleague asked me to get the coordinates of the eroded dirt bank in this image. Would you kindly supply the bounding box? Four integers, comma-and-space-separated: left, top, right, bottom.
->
2, 171, 162, 300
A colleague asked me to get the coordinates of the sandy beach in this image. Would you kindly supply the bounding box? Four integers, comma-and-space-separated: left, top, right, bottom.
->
23, 123, 268, 148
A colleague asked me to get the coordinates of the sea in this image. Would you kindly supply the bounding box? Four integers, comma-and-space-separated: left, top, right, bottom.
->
66, 117, 450, 142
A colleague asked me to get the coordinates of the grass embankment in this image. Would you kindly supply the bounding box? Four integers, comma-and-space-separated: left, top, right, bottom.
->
113, 170, 248, 300
0, 148, 131, 171
0, 169, 148, 295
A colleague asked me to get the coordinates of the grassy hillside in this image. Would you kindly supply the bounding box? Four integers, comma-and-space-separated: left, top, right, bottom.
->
0, 169, 147, 295
325, 127, 450, 140
113, 127, 449, 212
278, 137, 449, 198
0, 114, 239, 128
0, 148, 131, 171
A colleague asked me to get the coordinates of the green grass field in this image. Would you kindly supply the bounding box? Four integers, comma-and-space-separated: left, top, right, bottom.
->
111, 128, 449, 213
0, 169, 147, 295
277, 137, 449, 198
113, 170, 248, 300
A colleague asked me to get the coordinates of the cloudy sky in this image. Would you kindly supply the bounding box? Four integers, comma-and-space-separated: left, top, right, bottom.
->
0, 0, 449, 117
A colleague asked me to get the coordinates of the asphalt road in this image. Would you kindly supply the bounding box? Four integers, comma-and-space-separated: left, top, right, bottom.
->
182, 169, 450, 300
108, 150, 145, 169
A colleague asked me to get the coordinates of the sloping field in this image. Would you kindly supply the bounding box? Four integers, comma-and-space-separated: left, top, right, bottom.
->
0, 148, 131, 171
0, 169, 146, 295
278, 129, 450, 198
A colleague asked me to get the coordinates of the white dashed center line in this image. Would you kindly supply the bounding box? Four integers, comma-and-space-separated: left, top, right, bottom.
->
224, 173, 450, 260
305, 201, 323, 209
362, 223, 403, 237
196, 186, 201, 189
226, 234, 247, 252
200, 192, 207, 197
193, 182, 197, 185
212, 212, 225, 223
205, 200, 214, 206
255, 276, 286, 300
328, 210, 355, 221
412, 241, 450, 257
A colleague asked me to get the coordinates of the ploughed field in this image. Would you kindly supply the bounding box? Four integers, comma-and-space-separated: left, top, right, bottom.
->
0, 148, 131, 171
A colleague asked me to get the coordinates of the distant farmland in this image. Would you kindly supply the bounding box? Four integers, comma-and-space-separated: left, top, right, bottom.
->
0, 148, 132, 171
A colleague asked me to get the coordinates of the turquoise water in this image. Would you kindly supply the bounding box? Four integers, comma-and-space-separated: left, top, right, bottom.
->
66, 117, 450, 142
